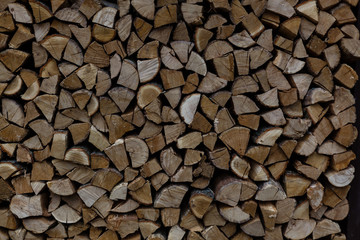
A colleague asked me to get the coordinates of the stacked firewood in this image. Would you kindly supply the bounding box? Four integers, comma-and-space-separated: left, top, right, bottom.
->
0, 0, 358, 239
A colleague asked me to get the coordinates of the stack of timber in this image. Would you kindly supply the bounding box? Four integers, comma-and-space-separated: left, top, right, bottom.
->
0, 0, 358, 239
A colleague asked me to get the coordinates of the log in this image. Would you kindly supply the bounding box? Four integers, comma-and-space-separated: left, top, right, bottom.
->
10, 194, 46, 219
284, 219, 316, 239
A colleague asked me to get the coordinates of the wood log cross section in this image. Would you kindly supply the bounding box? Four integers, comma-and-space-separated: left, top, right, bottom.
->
0, 0, 358, 239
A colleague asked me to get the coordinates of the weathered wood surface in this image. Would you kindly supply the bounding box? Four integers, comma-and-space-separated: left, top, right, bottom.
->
0, 0, 358, 239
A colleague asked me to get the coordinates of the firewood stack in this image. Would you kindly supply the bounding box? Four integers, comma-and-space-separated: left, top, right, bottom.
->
0, 0, 358, 239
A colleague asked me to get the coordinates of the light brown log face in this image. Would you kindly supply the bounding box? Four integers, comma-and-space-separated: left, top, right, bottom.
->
0, 0, 358, 239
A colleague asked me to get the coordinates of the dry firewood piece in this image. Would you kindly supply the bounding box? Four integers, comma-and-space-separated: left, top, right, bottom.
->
92, 168, 122, 191
0, 49, 29, 72
205, 41, 233, 61
249, 46, 272, 70
9, 24, 34, 49
84, 42, 110, 68
324, 199, 349, 221
0, 207, 17, 230
189, 189, 214, 219
77, 185, 106, 208
154, 184, 188, 208
255, 179, 286, 201
131, 0, 155, 20
160, 46, 183, 70
261, 108, 286, 126
259, 202, 277, 230
318, 140, 346, 155
150, 27, 171, 44
33, 22, 49, 42
160, 147, 182, 176
179, 93, 201, 124
55, 8, 87, 27
242, 12, 265, 38
256, 88, 278, 108
198, 72, 227, 93
64, 147, 90, 166
154, 5, 177, 28
228, 30, 255, 49
304, 88, 334, 106
125, 136, 149, 168
219, 208, 249, 230
229, 0, 246, 24
278, 17, 301, 41
284, 172, 311, 197
208, 147, 229, 170
284, 219, 316, 239
293, 39, 308, 58
250, 162, 270, 181
69, 25, 91, 49
181, 3, 203, 25
232, 95, 259, 115
117, 60, 138, 90
318, 0, 340, 10
289, 74, 313, 100
10, 194, 46, 219
137, 84, 162, 109
255, 127, 283, 147
28, 0, 52, 23
138, 58, 160, 83
177, 131, 202, 149
92, 7, 117, 28
186, 52, 207, 76
334, 124, 358, 147
0, 62, 14, 83
8, 3, 33, 23
0, 10, 15, 32
51, 204, 81, 225
245, 146, 270, 165
105, 139, 129, 172
78, 0, 102, 20
47, 178, 75, 196
330, 86, 355, 115
67, 166, 95, 184
170, 41, 193, 63
325, 165, 355, 187
219, 127, 250, 156
202, 204, 226, 227
233, 50, 249, 76
342, 39, 360, 60
266, 0, 295, 18
274, 198, 296, 224
214, 108, 234, 133
312, 219, 341, 239
213, 176, 242, 206
283, 118, 311, 139
108, 87, 135, 113
2, 98, 23, 126
22, 217, 55, 234
295, 1, 319, 24
11, 175, 32, 194
331, 3, 356, 25
201, 226, 227, 240
160, 69, 185, 90
334, 64, 358, 88
266, 63, 291, 91
240, 216, 265, 237
0, 162, 18, 180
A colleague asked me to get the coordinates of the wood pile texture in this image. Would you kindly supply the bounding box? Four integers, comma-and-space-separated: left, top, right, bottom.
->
0, 0, 358, 239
